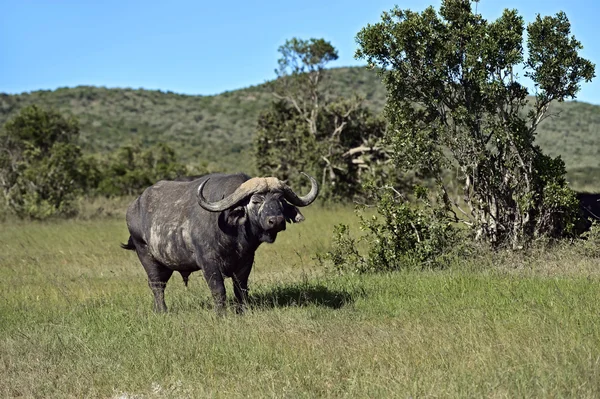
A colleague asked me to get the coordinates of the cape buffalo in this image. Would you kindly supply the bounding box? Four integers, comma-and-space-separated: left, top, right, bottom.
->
122, 172, 319, 314
576, 192, 600, 233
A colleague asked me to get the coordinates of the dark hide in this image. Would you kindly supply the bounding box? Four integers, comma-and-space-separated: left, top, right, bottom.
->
576, 192, 600, 234
173, 175, 205, 182
122, 173, 312, 314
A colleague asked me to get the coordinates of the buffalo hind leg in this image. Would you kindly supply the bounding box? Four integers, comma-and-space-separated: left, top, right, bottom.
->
136, 246, 173, 312
148, 267, 173, 313
202, 268, 227, 315
232, 263, 252, 314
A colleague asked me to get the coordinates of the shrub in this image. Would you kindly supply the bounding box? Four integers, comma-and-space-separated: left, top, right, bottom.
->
326, 186, 464, 273
0, 105, 90, 219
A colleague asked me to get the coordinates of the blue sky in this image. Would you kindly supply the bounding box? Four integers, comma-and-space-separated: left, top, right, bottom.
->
2, 0, 599, 104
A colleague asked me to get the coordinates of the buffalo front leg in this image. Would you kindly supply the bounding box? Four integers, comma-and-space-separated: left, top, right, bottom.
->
232, 263, 252, 314
202, 268, 227, 315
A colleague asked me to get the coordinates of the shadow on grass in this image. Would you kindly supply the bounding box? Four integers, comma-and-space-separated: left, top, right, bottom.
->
167, 279, 359, 313
248, 283, 355, 309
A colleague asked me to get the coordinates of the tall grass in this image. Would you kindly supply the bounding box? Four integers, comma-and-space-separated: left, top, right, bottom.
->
1, 206, 600, 398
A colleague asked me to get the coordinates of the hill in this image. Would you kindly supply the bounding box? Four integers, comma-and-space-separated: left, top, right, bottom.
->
0, 67, 386, 173
1, 66, 599, 187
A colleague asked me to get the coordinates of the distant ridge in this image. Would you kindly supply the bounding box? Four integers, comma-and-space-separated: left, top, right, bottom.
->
1, 66, 598, 185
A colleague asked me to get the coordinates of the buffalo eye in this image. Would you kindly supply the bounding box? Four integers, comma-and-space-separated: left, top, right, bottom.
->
251, 195, 265, 204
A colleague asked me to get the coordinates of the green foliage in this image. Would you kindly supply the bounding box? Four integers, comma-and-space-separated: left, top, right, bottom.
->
0, 105, 190, 216
274, 38, 339, 107
1, 67, 600, 186
576, 222, 600, 258
327, 186, 462, 273
96, 141, 189, 197
361, 189, 461, 271
356, 0, 595, 247
255, 100, 316, 186
277, 38, 338, 71
256, 38, 396, 201
532, 156, 582, 238
526, 11, 594, 99
324, 223, 366, 273
255, 97, 391, 201
0, 105, 90, 219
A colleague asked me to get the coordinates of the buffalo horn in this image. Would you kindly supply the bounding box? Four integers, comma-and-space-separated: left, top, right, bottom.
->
197, 173, 319, 212
196, 179, 256, 212
281, 172, 319, 207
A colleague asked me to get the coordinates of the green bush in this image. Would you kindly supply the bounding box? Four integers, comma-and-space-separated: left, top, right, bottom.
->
326, 186, 464, 274
355, 1, 595, 248
574, 222, 600, 258
0, 105, 91, 219
255, 38, 397, 203
96, 141, 189, 197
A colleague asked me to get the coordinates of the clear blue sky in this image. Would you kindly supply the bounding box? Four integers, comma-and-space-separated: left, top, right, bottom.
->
2, 0, 599, 104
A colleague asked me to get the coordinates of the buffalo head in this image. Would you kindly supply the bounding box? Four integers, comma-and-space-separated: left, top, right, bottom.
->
196, 173, 319, 243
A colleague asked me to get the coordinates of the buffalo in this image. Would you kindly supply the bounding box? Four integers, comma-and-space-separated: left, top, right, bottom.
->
576, 192, 600, 233
122, 172, 319, 314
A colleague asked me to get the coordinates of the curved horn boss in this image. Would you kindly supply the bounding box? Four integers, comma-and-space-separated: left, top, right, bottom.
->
197, 172, 319, 212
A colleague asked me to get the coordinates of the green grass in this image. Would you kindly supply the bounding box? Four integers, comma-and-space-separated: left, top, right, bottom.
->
2, 207, 600, 398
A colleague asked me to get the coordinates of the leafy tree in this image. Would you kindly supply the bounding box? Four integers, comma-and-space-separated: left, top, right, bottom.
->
0, 105, 90, 219
97, 141, 188, 196
273, 37, 339, 137
355, 0, 595, 247
256, 97, 393, 200
256, 38, 396, 201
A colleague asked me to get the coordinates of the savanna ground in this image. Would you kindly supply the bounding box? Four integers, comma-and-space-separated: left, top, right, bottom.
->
1, 201, 600, 398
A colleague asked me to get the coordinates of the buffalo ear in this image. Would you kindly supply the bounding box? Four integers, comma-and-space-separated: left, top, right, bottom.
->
225, 206, 247, 226
282, 201, 305, 223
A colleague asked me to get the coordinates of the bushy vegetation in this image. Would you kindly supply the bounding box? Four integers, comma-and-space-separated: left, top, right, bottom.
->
255, 39, 396, 202
94, 141, 190, 197
1, 67, 599, 183
0, 105, 92, 218
326, 186, 464, 273
350, 0, 594, 254
0, 106, 190, 218
257, 98, 392, 201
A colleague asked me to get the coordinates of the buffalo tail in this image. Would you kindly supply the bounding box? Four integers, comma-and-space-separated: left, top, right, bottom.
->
121, 236, 136, 250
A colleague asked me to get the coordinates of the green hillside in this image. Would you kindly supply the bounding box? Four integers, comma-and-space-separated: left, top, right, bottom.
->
0, 67, 385, 173
1, 66, 598, 186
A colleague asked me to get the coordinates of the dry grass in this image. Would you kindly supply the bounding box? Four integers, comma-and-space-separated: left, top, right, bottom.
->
1, 206, 600, 398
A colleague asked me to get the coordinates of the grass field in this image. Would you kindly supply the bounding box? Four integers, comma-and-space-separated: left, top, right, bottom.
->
1, 206, 600, 398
